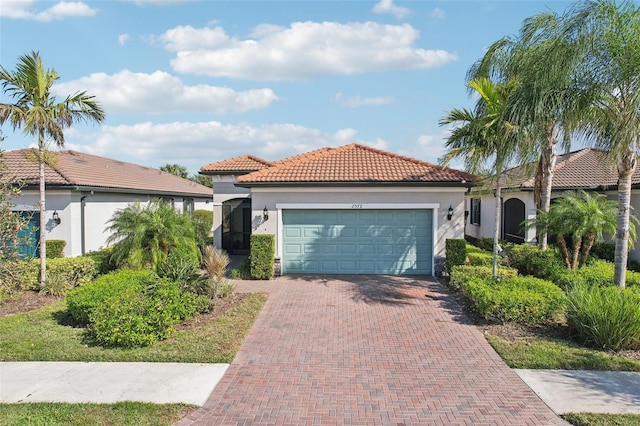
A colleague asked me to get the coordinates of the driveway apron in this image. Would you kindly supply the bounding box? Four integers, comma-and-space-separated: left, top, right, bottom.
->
177, 276, 565, 425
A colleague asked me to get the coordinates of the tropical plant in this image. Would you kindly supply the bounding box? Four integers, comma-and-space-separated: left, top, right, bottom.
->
468, 11, 586, 250
0, 51, 104, 286
439, 77, 523, 277
105, 200, 199, 272
202, 245, 230, 299
159, 163, 189, 179
563, 0, 640, 286
527, 190, 633, 269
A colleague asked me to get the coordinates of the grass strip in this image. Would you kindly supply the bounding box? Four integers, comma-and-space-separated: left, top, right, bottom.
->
0, 402, 195, 426
0, 293, 266, 362
562, 413, 640, 425
486, 335, 640, 371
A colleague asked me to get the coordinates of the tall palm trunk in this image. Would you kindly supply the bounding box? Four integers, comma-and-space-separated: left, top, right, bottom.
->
492, 185, 502, 277
614, 150, 636, 288
38, 136, 47, 287
536, 125, 558, 250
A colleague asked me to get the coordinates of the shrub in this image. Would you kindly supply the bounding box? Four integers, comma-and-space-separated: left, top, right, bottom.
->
476, 237, 495, 252
216, 280, 236, 298
46, 240, 66, 259
157, 251, 208, 295
191, 210, 213, 253
229, 257, 251, 279
445, 239, 466, 273
0, 260, 33, 294
449, 265, 518, 291
67, 269, 210, 347
508, 244, 565, 280
566, 284, 640, 351
15, 257, 96, 293
589, 241, 615, 262
40, 273, 73, 296
556, 259, 640, 289
84, 247, 118, 275
463, 275, 566, 325
250, 234, 275, 280
467, 251, 493, 267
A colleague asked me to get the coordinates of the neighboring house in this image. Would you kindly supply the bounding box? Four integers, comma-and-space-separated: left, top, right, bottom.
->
465, 148, 640, 261
200, 143, 475, 275
3, 149, 213, 257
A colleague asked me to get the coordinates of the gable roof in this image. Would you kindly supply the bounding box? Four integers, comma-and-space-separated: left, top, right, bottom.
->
494, 148, 640, 191
235, 143, 476, 186
2, 149, 212, 197
200, 155, 272, 174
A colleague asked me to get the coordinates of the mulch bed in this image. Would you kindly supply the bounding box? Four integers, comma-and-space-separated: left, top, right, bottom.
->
0, 291, 60, 317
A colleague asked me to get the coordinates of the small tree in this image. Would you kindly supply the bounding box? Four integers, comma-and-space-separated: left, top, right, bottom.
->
159, 163, 189, 179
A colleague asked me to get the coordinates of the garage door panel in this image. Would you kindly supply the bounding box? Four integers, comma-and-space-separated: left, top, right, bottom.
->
282, 209, 432, 275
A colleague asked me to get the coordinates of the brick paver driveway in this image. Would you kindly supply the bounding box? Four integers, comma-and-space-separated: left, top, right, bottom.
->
177, 275, 565, 425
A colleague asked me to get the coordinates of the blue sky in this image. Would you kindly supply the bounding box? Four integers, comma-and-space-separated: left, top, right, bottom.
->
1, 0, 573, 175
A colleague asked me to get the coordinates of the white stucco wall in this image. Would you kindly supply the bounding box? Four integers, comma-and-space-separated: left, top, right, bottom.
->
211, 176, 251, 248
12, 189, 212, 257
247, 186, 468, 273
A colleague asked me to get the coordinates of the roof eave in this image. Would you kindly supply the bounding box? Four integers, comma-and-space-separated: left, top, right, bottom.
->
235, 180, 475, 189
20, 184, 212, 198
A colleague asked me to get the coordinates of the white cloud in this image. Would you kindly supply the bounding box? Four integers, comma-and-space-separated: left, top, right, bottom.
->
372, 0, 411, 19
414, 131, 462, 168
164, 21, 457, 81
337, 94, 394, 108
430, 7, 446, 19
52, 70, 279, 114
0, 1, 97, 21
65, 121, 381, 173
118, 34, 130, 46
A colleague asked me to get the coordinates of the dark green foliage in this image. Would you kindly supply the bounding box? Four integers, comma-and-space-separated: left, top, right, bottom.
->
445, 239, 467, 273
84, 247, 118, 275
508, 244, 565, 280
250, 234, 275, 280
45, 240, 66, 259
67, 269, 210, 347
229, 257, 251, 279
157, 251, 208, 295
567, 284, 640, 351
589, 241, 615, 262
191, 210, 213, 253
462, 275, 566, 324
557, 259, 640, 289
475, 237, 496, 252
449, 265, 518, 291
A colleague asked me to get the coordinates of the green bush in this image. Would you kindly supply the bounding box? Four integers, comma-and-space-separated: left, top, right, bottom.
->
467, 251, 493, 266
475, 237, 495, 252
508, 244, 565, 281
0, 260, 33, 294
67, 269, 210, 347
84, 247, 118, 275
556, 259, 640, 289
229, 257, 251, 279
157, 251, 208, 295
250, 234, 275, 280
191, 210, 213, 252
445, 239, 466, 273
13, 257, 97, 293
449, 265, 518, 291
589, 241, 615, 262
45, 240, 66, 259
463, 275, 566, 325
567, 284, 640, 351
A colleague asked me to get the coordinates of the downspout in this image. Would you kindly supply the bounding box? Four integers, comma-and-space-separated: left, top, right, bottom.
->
80, 191, 94, 255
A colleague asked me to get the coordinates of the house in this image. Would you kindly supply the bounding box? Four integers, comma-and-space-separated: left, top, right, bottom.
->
200, 143, 475, 275
2, 149, 213, 257
465, 147, 640, 261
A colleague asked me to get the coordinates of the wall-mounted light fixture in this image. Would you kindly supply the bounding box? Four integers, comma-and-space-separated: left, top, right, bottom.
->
263, 206, 269, 221
52, 211, 61, 225
447, 205, 454, 221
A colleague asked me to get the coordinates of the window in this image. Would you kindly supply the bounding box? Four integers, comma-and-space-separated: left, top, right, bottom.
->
470, 198, 481, 225
183, 198, 194, 216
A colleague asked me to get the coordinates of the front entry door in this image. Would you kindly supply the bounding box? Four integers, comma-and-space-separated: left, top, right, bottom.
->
222, 199, 252, 255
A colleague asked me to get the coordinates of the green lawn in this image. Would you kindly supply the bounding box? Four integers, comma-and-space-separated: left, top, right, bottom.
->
0, 402, 195, 426
563, 413, 640, 426
485, 335, 640, 371
0, 293, 267, 362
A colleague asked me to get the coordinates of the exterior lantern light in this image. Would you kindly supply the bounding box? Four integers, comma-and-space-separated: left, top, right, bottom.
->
263, 206, 269, 221
447, 205, 454, 221
53, 211, 61, 225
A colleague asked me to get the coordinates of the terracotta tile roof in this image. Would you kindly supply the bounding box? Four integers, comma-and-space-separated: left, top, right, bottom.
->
236, 143, 476, 185
1, 149, 212, 196
200, 155, 272, 173
491, 148, 640, 191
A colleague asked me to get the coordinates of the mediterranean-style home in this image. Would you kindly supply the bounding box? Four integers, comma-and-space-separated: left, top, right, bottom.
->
200, 143, 475, 275
465, 148, 640, 261
3, 149, 212, 258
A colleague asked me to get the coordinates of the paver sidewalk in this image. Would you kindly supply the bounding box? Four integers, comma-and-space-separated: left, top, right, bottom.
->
177, 275, 566, 425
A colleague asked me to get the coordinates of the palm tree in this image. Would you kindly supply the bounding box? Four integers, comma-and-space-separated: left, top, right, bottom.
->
0, 51, 104, 285
440, 77, 522, 277
106, 200, 199, 271
528, 190, 627, 269
160, 163, 189, 179
563, 0, 640, 286
468, 11, 586, 250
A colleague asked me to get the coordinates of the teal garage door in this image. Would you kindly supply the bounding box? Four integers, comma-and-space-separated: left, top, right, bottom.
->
282, 209, 432, 275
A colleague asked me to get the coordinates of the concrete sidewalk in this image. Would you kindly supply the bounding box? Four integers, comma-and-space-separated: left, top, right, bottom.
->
0, 362, 228, 406
517, 369, 640, 415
